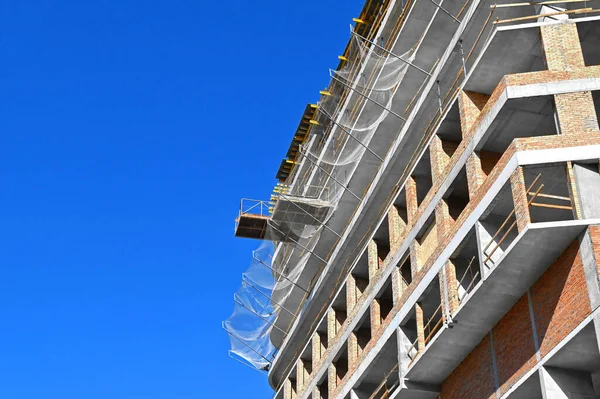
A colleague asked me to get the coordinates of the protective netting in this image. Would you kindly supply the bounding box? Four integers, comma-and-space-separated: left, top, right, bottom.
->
225, 31, 415, 372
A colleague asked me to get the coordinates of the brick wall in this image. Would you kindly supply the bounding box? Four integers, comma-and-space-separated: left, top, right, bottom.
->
493, 296, 537, 395
530, 239, 591, 358
439, 334, 496, 399
282, 35, 600, 396
540, 22, 599, 134
439, 237, 593, 397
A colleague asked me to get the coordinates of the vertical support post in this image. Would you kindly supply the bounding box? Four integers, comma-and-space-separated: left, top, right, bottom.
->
368, 239, 379, 280
510, 167, 531, 233
415, 302, 425, 352
540, 22, 599, 134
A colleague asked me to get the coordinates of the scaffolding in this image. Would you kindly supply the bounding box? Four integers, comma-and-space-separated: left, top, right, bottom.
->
225, 0, 593, 379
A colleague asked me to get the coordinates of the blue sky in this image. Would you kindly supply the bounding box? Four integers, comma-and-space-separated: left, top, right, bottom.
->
0, 1, 364, 398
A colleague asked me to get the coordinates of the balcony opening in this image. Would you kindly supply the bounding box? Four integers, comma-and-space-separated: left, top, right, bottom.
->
524, 164, 575, 223
353, 333, 400, 399
373, 219, 391, 268
478, 95, 557, 156
333, 342, 349, 388
352, 251, 370, 304
477, 181, 519, 272
348, 311, 372, 376
510, 370, 543, 398
289, 376, 298, 399
450, 227, 481, 308
332, 286, 348, 338
398, 251, 413, 288
375, 277, 395, 326
437, 100, 463, 143
413, 150, 434, 207
400, 309, 419, 370
579, 19, 600, 67
421, 278, 443, 346
299, 344, 313, 388
463, 23, 545, 95
317, 318, 328, 354
416, 214, 438, 267
317, 373, 329, 399
443, 166, 470, 227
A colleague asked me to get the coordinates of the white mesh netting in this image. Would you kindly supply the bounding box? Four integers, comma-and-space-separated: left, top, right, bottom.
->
224, 31, 415, 372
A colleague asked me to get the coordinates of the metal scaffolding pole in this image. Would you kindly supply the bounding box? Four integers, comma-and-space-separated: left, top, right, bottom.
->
242, 276, 298, 320
297, 146, 362, 202
315, 107, 385, 162
252, 251, 311, 294
426, 0, 461, 23
233, 297, 289, 336
351, 30, 432, 77
329, 73, 408, 123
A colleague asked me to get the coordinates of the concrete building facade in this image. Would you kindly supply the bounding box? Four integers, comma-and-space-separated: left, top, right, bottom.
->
231, 0, 600, 398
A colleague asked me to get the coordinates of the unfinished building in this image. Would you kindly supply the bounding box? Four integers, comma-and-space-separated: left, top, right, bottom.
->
225, 0, 600, 398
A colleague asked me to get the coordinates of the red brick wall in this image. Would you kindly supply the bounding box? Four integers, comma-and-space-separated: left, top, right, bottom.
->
439, 237, 594, 398
531, 239, 591, 358
439, 334, 496, 399
493, 296, 537, 396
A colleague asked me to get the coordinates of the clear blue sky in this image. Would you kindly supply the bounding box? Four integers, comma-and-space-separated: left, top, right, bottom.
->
0, 1, 364, 398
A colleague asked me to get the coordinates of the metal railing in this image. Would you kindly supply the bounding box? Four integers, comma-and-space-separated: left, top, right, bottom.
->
457, 256, 480, 304
368, 364, 400, 399
239, 198, 271, 218
482, 173, 543, 267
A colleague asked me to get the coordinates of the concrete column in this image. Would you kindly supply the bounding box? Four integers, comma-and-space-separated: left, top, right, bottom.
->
436, 200, 453, 241
441, 260, 460, 319
571, 163, 600, 219
415, 303, 425, 352
328, 363, 337, 398
296, 361, 305, 394
388, 205, 407, 252
327, 308, 338, 346
566, 162, 584, 219
368, 239, 379, 280
510, 167, 531, 233
346, 275, 357, 313
429, 135, 459, 185
539, 366, 596, 399
312, 332, 325, 371
410, 241, 422, 275
458, 90, 490, 138
348, 331, 359, 371
466, 151, 486, 198
283, 379, 294, 399
406, 176, 419, 224
540, 23, 599, 134
391, 265, 404, 305
371, 298, 382, 332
